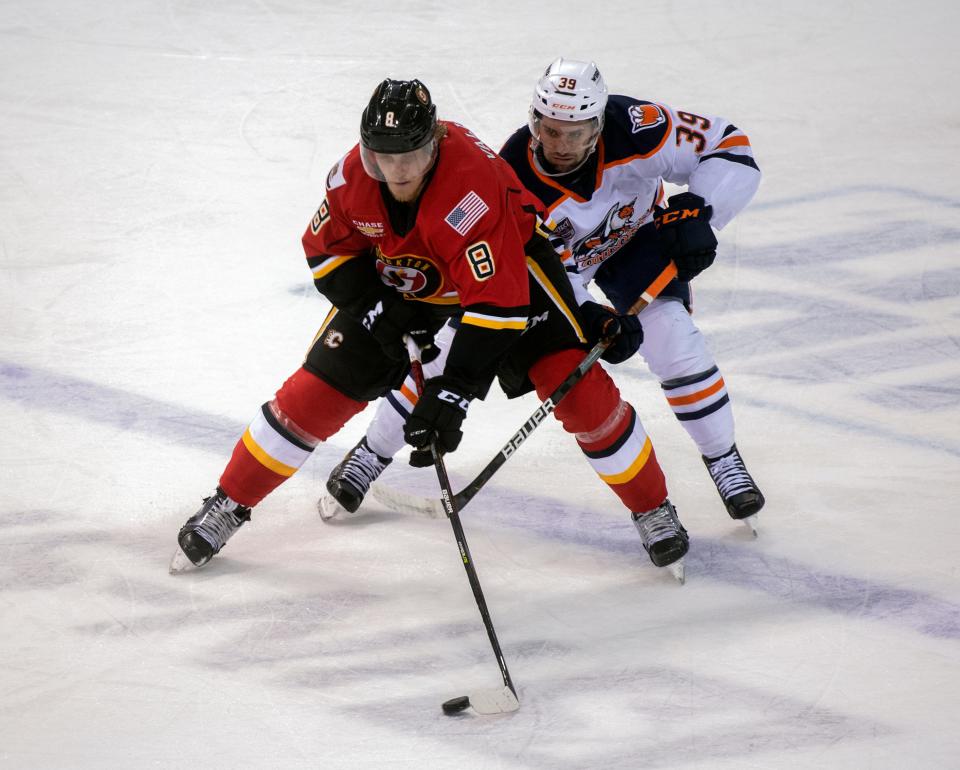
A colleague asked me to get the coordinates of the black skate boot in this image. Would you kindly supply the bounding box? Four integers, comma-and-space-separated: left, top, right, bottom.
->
632, 499, 689, 582
703, 444, 765, 520
318, 437, 392, 521
169, 488, 251, 573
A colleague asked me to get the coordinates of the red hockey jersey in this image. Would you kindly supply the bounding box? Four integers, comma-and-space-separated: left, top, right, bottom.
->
302, 121, 552, 392
303, 122, 549, 320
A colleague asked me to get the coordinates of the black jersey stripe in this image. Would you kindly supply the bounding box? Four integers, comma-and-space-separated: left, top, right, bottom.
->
699, 152, 759, 171
464, 302, 531, 319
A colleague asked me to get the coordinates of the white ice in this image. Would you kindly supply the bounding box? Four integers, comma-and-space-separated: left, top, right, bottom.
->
2, 1, 959, 768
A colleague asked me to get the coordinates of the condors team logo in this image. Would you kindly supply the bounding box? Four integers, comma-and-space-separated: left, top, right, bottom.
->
573, 197, 646, 269
375, 248, 444, 299
628, 103, 667, 134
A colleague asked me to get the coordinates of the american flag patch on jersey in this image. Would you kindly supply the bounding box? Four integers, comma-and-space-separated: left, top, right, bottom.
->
444, 191, 489, 235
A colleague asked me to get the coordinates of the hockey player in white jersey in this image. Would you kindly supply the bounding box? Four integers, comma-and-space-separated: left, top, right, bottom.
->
321, 57, 764, 540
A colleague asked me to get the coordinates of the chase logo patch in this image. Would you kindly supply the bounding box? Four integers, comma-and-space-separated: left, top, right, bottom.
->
352, 219, 384, 238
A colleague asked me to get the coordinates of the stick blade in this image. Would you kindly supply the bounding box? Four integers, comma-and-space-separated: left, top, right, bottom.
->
467, 686, 520, 715
369, 482, 446, 518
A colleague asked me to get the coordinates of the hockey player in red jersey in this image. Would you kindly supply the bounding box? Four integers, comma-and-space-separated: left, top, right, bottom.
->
170, 78, 688, 576
321, 59, 764, 535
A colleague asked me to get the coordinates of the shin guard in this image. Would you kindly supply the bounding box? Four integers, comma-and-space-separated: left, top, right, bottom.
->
219, 367, 367, 507
530, 349, 667, 513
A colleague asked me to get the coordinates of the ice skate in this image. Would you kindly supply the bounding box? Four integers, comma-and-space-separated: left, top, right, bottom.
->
703, 444, 764, 536
631, 499, 689, 583
318, 437, 392, 521
169, 488, 251, 573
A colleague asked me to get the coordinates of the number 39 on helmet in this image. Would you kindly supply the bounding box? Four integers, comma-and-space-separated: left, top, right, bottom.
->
531, 57, 608, 125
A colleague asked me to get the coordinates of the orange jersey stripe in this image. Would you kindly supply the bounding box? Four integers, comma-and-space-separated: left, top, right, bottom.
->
666, 376, 726, 406
716, 135, 751, 150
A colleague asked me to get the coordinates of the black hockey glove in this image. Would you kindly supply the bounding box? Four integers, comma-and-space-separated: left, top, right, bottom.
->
654, 192, 718, 282
362, 298, 441, 363
403, 376, 473, 464
579, 301, 643, 365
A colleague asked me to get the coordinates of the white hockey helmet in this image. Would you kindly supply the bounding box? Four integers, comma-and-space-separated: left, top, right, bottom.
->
531, 57, 608, 124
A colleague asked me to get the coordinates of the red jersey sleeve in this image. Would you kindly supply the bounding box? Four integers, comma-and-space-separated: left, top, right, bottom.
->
300, 154, 397, 321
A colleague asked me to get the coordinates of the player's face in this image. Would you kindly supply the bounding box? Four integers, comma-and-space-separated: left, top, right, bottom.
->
534, 115, 599, 173
360, 141, 436, 202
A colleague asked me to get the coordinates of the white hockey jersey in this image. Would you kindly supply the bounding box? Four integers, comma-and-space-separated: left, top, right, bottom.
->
499, 95, 761, 291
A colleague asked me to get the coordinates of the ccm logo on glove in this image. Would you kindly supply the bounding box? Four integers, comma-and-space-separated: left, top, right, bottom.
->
654, 192, 718, 282
438, 389, 470, 411
657, 206, 702, 225
403, 376, 474, 460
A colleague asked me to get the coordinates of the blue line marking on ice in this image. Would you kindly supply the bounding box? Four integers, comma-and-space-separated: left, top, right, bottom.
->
499, 503, 960, 641
737, 394, 960, 458
8, 361, 953, 642
616, 364, 960, 459
0, 360, 243, 453
752, 184, 960, 211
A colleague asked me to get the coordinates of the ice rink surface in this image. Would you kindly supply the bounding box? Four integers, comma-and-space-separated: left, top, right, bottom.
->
2, 1, 959, 767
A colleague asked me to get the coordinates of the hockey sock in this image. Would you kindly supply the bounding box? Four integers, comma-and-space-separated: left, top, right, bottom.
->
661, 365, 735, 459
219, 367, 367, 506
530, 349, 667, 513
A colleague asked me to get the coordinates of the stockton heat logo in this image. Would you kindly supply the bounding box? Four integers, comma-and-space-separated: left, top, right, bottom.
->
375, 247, 444, 299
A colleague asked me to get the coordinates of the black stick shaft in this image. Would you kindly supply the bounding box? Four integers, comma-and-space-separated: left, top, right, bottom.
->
451, 337, 611, 511
432, 441, 516, 696
404, 336, 517, 698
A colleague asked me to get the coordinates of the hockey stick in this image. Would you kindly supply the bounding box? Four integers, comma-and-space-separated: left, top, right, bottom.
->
627, 259, 677, 314
404, 337, 520, 716
372, 334, 613, 518
371, 258, 676, 519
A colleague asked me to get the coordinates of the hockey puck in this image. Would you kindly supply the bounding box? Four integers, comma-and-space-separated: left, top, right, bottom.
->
441, 696, 470, 715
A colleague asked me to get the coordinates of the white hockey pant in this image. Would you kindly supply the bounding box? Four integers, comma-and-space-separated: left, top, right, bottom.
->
637, 298, 735, 459
364, 322, 456, 459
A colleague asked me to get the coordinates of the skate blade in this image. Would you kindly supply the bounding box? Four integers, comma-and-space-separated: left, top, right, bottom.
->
666, 559, 686, 585
317, 492, 344, 522
168, 547, 197, 574
742, 514, 759, 538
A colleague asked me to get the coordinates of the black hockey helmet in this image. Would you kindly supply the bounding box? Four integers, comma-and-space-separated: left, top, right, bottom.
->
360, 79, 437, 154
